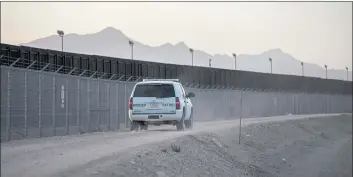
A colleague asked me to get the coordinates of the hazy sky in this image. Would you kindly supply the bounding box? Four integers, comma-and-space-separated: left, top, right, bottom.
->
1, 2, 352, 69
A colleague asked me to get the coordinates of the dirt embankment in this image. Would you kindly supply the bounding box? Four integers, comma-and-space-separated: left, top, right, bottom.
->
58, 114, 352, 177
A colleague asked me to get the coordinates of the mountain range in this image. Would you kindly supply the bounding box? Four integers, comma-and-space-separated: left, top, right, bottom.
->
21, 27, 352, 81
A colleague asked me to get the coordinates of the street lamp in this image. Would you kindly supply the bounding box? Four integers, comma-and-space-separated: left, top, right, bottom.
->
324, 65, 328, 79
301, 61, 304, 76
128, 40, 134, 60
209, 58, 212, 67
232, 53, 237, 70
57, 30, 64, 52
189, 48, 194, 66
269, 57, 273, 74
346, 67, 349, 81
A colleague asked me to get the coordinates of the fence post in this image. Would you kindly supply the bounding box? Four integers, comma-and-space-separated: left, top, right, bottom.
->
291, 93, 294, 115
328, 94, 331, 113
318, 94, 320, 113
107, 82, 111, 131
274, 92, 277, 116
116, 82, 119, 130
315, 93, 317, 113
295, 93, 298, 115
7, 69, 11, 141
38, 73, 42, 137
77, 79, 80, 134
292, 93, 295, 115
65, 79, 69, 135
124, 78, 127, 128
239, 90, 243, 144
52, 75, 56, 136
98, 77, 101, 131
285, 93, 287, 114
308, 93, 311, 114
88, 78, 91, 132
321, 94, 324, 113
24, 70, 28, 139
325, 94, 328, 113
322, 94, 325, 113
248, 91, 252, 117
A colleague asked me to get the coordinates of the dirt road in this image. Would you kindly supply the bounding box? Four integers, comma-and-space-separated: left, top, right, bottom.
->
1, 113, 350, 177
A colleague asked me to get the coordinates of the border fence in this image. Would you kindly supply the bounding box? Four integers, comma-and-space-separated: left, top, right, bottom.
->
1, 57, 352, 142
1, 43, 352, 94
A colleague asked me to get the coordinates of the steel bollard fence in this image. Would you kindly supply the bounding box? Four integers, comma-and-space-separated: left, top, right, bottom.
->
0, 65, 352, 142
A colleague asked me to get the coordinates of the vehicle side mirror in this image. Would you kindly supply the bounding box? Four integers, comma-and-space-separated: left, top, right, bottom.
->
186, 92, 195, 98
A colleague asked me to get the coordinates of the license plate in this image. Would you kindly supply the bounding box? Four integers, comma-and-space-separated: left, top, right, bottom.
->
148, 115, 159, 119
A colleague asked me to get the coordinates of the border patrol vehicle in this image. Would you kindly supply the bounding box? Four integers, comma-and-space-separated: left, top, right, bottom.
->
128, 79, 195, 131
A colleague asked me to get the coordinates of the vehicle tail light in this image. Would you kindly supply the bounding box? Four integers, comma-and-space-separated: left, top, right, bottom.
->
128, 97, 133, 110
175, 97, 180, 110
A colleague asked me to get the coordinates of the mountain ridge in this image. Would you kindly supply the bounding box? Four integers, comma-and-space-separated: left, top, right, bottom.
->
20, 27, 352, 81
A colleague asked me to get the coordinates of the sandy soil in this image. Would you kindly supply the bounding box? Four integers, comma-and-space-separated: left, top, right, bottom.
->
1, 113, 351, 177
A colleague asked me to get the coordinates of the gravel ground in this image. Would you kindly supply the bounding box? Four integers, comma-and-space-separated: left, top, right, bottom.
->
55, 114, 352, 177
1, 114, 351, 177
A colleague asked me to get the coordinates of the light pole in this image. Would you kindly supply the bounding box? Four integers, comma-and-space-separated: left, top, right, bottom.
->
346, 67, 349, 81
324, 65, 328, 79
232, 53, 237, 70
301, 61, 304, 76
57, 30, 64, 52
269, 57, 273, 74
189, 48, 194, 66
129, 40, 134, 60
209, 58, 212, 67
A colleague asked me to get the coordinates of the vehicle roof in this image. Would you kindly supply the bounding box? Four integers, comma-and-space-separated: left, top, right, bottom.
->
136, 80, 180, 84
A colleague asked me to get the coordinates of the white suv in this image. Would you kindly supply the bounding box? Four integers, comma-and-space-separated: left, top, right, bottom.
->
128, 79, 195, 131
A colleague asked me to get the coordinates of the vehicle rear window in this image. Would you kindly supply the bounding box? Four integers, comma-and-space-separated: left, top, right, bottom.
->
133, 84, 175, 97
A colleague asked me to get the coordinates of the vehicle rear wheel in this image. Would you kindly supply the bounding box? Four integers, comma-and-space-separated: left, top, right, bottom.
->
189, 108, 194, 129
176, 109, 185, 131
130, 121, 140, 132
185, 119, 190, 129
185, 108, 194, 130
